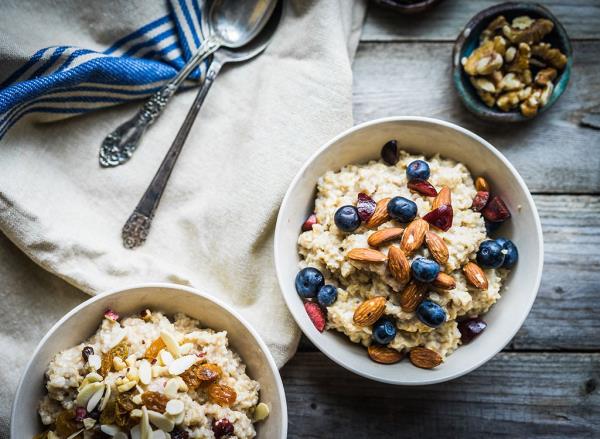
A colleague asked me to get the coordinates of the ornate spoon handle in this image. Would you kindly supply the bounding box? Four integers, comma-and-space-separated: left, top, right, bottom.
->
121, 59, 223, 249
99, 36, 221, 168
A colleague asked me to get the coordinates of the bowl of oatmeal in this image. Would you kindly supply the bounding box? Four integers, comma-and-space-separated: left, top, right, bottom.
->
274, 116, 543, 385
11, 283, 287, 438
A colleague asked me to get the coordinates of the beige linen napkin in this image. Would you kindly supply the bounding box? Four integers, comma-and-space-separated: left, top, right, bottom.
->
0, 0, 367, 368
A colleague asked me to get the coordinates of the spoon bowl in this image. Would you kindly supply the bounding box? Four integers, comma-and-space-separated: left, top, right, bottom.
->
209, 0, 278, 48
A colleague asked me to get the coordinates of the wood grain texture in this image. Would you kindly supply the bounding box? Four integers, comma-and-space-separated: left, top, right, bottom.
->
353, 41, 600, 193
282, 352, 600, 438
363, 0, 600, 42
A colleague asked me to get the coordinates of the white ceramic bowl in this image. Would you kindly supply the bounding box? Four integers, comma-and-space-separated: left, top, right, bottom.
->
11, 283, 287, 438
274, 116, 543, 385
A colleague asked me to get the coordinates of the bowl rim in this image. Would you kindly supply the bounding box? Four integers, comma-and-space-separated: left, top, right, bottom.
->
451, 1, 573, 123
10, 282, 288, 438
274, 116, 544, 385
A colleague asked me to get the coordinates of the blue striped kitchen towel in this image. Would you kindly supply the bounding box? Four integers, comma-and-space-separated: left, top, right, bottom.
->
0, 0, 210, 141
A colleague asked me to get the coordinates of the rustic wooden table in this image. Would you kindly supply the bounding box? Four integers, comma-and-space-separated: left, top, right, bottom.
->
281, 1, 600, 437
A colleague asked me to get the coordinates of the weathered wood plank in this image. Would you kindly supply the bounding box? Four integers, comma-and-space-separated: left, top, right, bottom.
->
363, 0, 600, 42
282, 352, 600, 438
353, 41, 600, 194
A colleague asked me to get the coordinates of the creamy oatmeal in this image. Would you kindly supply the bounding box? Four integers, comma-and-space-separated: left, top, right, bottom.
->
36, 310, 269, 438
295, 144, 517, 368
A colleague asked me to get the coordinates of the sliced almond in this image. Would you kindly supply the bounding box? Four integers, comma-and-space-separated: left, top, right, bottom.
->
409, 347, 443, 369
166, 399, 185, 416
475, 176, 490, 192
367, 345, 403, 364
100, 425, 122, 436
88, 354, 101, 371
79, 372, 103, 390
160, 330, 181, 358
254, 402, 270, 422
400, 218, 429, 254
168, 355, 199, 376
366, 198, 391, 229
367, 227, 404, 247
387, 246, 410, 284
76, 382, 104, 407
165, 377, 181, 398
432, 272, 456, 290
399, 281, 427, 312
353, 296, 387, 326
432, 186, 451, 210
347, 248, 387, 263
140, 406, 152, 439
425, 231, 449, 265
147, 409, 175, 432
138, 359, 152, 385
463, 262, 489, 290
99, 383, 112, 412
67, 430, 85, 439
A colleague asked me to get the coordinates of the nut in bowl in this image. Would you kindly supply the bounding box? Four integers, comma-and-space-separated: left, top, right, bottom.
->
452, 2, 572, 122
11, 284, 287, 439
275, 117, 543, 385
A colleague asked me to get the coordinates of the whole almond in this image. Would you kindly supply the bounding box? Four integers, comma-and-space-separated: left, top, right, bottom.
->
367, 227, 404, 247
399, 281, 426, 312
353, 296, 387, 326
387, 246, 410, 284
409, 347, 443, 369
366, 198, 391, 229
348, 248, 387, 263
368, 345, 403, 364
463, 262, 489, 290
475, 176, 490, 192
425, 231, 449, 265
400, 218, 429, 254
432, 272, 456, 290
432, 186, 451, 210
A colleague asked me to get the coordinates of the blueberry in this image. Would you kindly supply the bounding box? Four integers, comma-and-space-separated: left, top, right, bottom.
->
317, 285, 338, 306
406, 160, 430, 181
295, 267, 324, 299
387, 196, 418, 223
334, 205, 361, 232
372, 317, 397, 345
416, 300, 446, 328
411, 257, 440, 283
495, 237, 519, 268
476, 240, 505, 269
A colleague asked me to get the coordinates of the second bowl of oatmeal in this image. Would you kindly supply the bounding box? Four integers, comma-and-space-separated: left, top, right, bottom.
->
274, 117, 543, 385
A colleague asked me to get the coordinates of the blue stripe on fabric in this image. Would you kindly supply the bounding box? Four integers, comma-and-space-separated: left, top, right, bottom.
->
191, 0, 204, 37
178, 0, 201, 49
0, 47, 50, 88
169, 0, 193, 61
56, 49, 95, 72
104, 15, 171, 55
48, 85, 162, 96
124, 28, 176, 58
29, 46, 69, 79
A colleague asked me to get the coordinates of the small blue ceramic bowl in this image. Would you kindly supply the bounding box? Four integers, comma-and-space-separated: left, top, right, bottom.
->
452, 2, 572, 123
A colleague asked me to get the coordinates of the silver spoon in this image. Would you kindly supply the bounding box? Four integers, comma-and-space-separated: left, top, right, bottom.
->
121, 0, 283, 249
99, 0, 278, 168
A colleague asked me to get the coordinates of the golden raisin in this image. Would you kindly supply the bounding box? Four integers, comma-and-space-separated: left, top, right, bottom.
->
208, 383, 237, 407
180, 363, 222, 390
54, 409, 79, 437
100, 341, 129, 377
99, 400, 116, 425
115, 391, 136, 427
144, 337, 166, 360
141, 391, 169, 413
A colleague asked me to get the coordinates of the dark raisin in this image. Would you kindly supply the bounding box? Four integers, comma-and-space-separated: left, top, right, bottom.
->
212, 418, 234, 438
81, 346, 94, 362
381, 140, 399, 165
170, 428, 190, 439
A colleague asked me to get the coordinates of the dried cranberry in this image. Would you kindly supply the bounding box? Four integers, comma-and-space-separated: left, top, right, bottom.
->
423, 204, 453, 231
304, 302, 327, 332
74, 407, 87, 422
407, 179, 438, 197
104, 309, 119, 321
170, 428, 190, 439
471, 191, 490, 212
458, 318, 487, 344
381, 140, 399, 165
81, 346, 94, 362
481, 196, 511, 223
301, 213, 318, 231
356, 193, 376, 222
212, 418, 235, 438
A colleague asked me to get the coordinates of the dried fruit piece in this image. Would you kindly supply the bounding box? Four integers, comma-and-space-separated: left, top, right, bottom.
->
407, 179, 438, 197
301, 213, 317, 232
366, 198, 391, 229
347, 248, 387, 263
181, 363, 223, 389
463, 262, 489, 290
357, 193, 376, 222
353, 296, 386, 326
367, 345, 403, 364
104, 309, 119, 321
409, 347, 443, 369
171, 429, 190, 439
399, 281, 426, 312
425, 231, 449, 265
99, 400, 116, 425
367, 227, 404, 247
423, 204, 453, 232
208, 383, 237, 407
432, 186, 451, 210
304, 302, 326, 332
471, 191, 490, 212
213, 418, 235, 438
115, 391, 136, 427
381, 140, 399, 165
458, 318, 488, 343
55, 410, 79, 437
482, 195, 511, 222
400, 218, 429, 254
141, 391, 169, 413
387, 246, 410, 285
144, 337, 166, 361
81, 346, 94, 363
140, 309, 152, 321
432, 273, 456, 290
